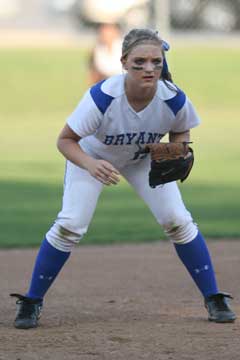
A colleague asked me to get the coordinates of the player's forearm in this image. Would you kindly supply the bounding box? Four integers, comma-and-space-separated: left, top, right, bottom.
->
57, 138, 94, 170
169, 130, 190, 143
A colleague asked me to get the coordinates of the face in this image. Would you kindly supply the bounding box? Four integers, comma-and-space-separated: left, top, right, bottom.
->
122, 43, 163, 89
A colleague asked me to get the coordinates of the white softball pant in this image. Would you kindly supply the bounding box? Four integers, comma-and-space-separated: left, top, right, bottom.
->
46, 156, 198, 252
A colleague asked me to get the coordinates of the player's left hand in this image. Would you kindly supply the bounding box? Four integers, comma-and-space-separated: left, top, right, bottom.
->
142, 142, 194, 188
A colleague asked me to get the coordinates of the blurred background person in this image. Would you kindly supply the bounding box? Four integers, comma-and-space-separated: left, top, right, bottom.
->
88, 22, 123, 84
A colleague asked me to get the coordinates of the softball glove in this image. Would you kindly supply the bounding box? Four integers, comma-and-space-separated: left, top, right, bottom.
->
143, 142, 194, 188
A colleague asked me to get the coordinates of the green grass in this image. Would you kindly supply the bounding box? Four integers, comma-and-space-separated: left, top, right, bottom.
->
1, 179, 240, 248
1, 46, 240, 248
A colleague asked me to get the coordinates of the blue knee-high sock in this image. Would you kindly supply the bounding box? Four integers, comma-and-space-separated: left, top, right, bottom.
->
26, 238, 70, 300
174, 231, 219, 298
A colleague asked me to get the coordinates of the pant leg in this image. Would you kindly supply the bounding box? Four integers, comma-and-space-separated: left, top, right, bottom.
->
121, 157, 219, 297
121, 156, 197, 242
46, 160, 104, 251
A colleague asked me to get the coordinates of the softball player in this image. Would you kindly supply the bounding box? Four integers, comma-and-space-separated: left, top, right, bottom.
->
88, 23, 122, 83
11, 28, 236, 329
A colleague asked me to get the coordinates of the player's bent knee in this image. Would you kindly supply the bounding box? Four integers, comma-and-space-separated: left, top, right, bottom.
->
163, 221, 198, 244
46, 223, 87, 252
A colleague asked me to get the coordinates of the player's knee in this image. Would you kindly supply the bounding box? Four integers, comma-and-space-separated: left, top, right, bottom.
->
46, 222, 88, 252
163, 220, 198, 244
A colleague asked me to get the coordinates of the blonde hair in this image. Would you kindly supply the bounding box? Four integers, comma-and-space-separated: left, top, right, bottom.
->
121, 28, 162, 59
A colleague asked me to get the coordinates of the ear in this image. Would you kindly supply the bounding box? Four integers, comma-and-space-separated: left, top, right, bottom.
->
121, 57, 128, 70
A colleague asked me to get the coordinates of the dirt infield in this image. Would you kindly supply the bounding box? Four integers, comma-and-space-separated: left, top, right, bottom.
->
1, 240, 239, 360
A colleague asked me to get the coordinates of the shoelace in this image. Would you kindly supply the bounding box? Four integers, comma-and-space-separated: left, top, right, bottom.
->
209, 294, 232, 311
16, 300, 40, 318
10, 293, 42, 318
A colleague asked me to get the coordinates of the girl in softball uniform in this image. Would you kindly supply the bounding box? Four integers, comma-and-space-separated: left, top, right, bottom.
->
11, 28, 236, 328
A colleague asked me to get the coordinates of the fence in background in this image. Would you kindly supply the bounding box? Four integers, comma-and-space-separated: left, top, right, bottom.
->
0, 0, 240, 34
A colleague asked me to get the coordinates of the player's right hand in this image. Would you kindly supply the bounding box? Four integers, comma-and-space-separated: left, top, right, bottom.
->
85, 159, 120, 185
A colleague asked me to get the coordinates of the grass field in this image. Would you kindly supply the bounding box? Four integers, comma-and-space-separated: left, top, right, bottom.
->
1, 46, 240, 248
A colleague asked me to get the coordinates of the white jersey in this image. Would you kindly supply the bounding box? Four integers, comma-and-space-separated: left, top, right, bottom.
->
67, 74, 200, 169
